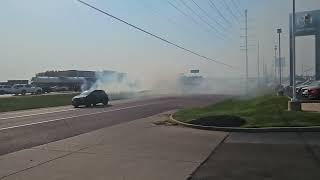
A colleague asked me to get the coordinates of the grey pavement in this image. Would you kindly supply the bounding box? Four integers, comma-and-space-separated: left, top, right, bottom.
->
0, 112, 227, 180
302, 103, 320, 112
190, 132, 320, 180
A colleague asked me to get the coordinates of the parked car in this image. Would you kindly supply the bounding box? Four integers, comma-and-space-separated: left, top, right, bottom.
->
51, 86, 69, 92
296, 80, 313, 96
10, 84, 42, 95
300, 81, 320, 98
0, 85, 12, 95
307, 87, 320, 100
72, 90, 109, 108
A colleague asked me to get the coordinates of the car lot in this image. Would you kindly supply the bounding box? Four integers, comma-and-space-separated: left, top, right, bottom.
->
283, 80, 320, 101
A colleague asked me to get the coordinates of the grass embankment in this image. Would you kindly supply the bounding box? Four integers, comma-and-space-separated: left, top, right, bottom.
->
174, 95, 320, 127
0, 92, 137, 113
0, 94, 78, 112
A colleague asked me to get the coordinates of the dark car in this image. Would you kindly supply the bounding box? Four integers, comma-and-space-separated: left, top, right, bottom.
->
72, 90, 109, 108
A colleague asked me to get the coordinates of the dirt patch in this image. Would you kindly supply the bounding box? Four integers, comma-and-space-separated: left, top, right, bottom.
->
189, 115, 246, 127
153, 120, 179, 126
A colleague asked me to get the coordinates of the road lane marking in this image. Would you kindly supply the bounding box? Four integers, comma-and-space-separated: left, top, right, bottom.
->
0, 108, 78, 120
0, 102, 163, 131
0, 106, 73, 116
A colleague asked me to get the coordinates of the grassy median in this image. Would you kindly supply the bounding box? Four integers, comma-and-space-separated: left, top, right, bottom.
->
174, 95, 320, 128
0, 94, 79, 112
0, 92, 138, 113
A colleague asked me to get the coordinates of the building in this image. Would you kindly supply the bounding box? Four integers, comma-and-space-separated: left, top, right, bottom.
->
0, 80, 29, 86
35, 70, 95, 78
31, 70, 127, 92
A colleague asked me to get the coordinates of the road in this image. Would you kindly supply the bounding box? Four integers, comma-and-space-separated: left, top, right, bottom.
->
0, 94, 227, 156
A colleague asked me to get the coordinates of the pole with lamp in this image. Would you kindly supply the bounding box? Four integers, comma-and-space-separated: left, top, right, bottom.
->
289, 0, 301, 111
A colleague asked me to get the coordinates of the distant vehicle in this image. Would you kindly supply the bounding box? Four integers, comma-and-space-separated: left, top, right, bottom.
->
299, 81, 320, 98
0, 85, 12, 95
296, 80, 313, 96
51, 86, 69, 92
10, 84, 42, 95
72, 90, 109, 108
307, 86, 320, 100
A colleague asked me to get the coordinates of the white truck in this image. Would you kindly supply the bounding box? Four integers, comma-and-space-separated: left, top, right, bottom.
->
10, 84, 42, 95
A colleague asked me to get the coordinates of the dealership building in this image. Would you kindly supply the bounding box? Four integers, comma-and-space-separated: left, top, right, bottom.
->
31, 70, 126, 91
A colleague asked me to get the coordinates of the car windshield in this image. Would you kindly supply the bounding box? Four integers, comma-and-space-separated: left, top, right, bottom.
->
80, 91, 91, 96
309, 81, 320, 86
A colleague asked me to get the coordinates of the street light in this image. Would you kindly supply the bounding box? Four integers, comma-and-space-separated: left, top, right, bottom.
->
274, 45, 277, 81
292, 0, 297, 102
277, 28, 282, 85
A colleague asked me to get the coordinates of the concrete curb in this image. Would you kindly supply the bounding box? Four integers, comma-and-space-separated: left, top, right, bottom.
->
169, 114, 320, 133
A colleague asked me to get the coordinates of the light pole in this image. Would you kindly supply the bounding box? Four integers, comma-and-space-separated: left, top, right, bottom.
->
245, 9, 248, 95
292, 0, 297, 101
274, 45, 277, 82
257, 41, 260, 87
277, 28, 282, 85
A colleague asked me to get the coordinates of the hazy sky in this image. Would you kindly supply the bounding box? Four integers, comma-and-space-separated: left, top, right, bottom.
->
1, 0, 320, 82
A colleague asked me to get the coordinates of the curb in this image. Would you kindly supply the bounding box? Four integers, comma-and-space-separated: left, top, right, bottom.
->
169, 114, 320, 133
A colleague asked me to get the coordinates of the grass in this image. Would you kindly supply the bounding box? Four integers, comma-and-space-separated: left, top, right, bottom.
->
0, 92, 138, 113
174, 95, 320, 128
0, 94, 79, 112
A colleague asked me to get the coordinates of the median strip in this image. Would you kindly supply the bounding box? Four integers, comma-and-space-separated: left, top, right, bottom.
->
171, 95, 320, 132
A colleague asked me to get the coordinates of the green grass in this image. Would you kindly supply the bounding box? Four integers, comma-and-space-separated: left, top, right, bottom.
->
0, 94, 79, 112
0, 92, 137, 113
174, 95, 320, 128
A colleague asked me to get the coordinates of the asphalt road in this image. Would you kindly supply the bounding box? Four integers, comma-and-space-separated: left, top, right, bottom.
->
0, 95, 227, 156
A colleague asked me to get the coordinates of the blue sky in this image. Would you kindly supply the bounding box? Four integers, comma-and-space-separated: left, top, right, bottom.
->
1, 0, 320, 83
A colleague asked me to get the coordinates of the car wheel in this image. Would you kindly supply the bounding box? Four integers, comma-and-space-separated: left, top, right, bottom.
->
85, 103, 91, 107
103, 99, 109, 105
21, 90, 27, 96
36, 90, 42, 95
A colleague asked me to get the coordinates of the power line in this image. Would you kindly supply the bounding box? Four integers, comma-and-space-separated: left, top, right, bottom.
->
220, 0, 240, 23
230, 0, 244, 17
208, 0, 232, 26
76, 0, 234, 68
189, 0, 228, 31
177, 0, 225, 39
166, 0, 210, 34
138, 1, 186, 31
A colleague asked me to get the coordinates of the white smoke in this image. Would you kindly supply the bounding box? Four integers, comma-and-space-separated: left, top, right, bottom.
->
89, 71, 141, 94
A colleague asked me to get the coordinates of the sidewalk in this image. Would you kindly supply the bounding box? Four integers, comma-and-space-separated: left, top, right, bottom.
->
0, 112, 227, 180
190, 132, 320, 180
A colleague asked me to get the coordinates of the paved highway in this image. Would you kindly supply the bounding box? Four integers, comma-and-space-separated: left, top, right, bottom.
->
0, 95, 227, 156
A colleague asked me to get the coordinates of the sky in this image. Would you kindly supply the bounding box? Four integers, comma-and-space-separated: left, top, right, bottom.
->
1, 0, 320, 84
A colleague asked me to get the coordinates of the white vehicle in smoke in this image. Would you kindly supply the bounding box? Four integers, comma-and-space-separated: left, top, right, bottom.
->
10, 84, 42, 95
0, 85, 12, 95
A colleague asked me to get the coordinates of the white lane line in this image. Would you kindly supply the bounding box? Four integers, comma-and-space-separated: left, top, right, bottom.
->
0, 106, 73, 117
0, 108, 77, 120
0, 102, 162, 131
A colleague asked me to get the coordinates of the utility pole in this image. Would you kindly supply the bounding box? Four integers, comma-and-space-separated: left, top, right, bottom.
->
245, 9, 248, 95
274, 45, 277, 82
257, 41, 260, 87
277, 28, 282, 85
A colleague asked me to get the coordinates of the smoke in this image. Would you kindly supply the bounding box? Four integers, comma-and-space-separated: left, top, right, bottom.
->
88, 71, 140, 94
83, 69, 270, 99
